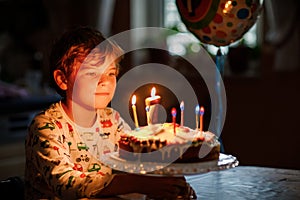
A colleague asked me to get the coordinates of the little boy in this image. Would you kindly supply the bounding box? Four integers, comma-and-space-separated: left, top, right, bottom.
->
25, 26, 194, 199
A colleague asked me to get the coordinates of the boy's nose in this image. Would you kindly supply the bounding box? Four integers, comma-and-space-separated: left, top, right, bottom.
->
98, 74, 108, 86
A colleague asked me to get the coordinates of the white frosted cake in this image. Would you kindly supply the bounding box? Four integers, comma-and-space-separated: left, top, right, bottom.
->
118, 123, 220, 163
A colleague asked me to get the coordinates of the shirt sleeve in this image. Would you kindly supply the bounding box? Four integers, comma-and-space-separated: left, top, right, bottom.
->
26, 113, 115, 199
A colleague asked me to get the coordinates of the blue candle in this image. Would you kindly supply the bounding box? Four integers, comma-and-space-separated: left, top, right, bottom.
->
195, 105, 200, 130
180, 101, 184, 126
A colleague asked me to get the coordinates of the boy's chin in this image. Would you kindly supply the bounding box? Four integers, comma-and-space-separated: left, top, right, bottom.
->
94, 104, 109, 109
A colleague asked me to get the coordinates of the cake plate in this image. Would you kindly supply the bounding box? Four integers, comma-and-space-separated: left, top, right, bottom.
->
100, 153, 239, 176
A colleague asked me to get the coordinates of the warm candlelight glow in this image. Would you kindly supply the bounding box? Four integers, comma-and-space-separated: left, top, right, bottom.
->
145, 87, 161, 124
151, 87, 156, 97
200, 106, 204, 115
131, 95, 139, 128
131, 95, 136, 105
145, 87, 161, 107
171, 107, 177, 116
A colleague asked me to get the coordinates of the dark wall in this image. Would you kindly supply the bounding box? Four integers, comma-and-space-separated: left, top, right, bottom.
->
0, 0, 130, 85
222, 51, 300, 169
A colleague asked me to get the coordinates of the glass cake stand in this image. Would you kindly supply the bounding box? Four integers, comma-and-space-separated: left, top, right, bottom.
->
100, 152, 239, 176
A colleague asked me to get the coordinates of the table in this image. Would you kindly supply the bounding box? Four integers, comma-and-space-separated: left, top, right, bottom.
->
186, 166, 300, 200
92, 166, 300, 200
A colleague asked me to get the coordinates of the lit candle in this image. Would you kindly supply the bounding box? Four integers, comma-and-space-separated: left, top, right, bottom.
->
200, 106, 205, 133
180, 101, 184, 126
145, 87, 161, 124
171, 107, 177, 134
195, 105, 200, 130
145, 87, 161, 107
131, 95, 139, 128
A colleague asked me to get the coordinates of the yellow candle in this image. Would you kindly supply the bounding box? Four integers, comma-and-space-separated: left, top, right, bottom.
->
145, 87, 161, 125
145, 87, 161, 107
131, 95, 139, 128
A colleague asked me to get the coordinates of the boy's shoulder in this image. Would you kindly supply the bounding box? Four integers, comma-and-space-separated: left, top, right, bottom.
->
28, 102, 64, 130
34, 102, 63, 121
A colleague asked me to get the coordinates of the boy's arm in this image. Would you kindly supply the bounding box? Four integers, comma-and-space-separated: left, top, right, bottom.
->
95, 173, 189, 199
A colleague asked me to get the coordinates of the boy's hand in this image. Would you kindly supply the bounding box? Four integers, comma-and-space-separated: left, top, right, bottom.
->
143, 176, 186, 199
144, 176, 197, 200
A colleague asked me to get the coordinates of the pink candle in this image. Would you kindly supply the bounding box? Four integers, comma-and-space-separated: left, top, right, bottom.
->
200, 106, 205, 133
171, 107, 177, 134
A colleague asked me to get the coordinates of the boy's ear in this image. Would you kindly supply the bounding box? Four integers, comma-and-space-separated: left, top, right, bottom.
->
53, 70, 67, 90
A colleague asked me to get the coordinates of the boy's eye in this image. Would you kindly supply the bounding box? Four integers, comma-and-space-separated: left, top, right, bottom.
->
106, 69, 117, 77
86, 71, 98, 77
108, 71, 117, 76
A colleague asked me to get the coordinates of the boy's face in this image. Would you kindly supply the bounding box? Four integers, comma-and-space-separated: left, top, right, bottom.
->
67, 56, 118, 110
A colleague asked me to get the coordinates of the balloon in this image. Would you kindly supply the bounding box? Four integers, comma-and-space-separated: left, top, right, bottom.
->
176, 0, 263, 47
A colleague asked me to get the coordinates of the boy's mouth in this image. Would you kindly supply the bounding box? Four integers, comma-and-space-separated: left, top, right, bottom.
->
95, 92, 110, 96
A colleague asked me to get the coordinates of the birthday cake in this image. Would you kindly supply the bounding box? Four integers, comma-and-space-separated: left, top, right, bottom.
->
118, 123, 220, 163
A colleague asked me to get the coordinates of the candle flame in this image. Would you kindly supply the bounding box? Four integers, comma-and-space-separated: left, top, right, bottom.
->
131, 95, 136, 105
180, 101, 184, 110
200, 106, 205, 115
195, 105, 200, 114
171, 107, 177, 117
151, 87, 156, 97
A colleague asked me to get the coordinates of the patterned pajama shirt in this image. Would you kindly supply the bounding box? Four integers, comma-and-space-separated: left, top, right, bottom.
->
25, 102, 131, 199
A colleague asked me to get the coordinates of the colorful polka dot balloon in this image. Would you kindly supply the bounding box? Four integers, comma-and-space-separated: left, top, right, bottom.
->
176, 0, 262, 47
